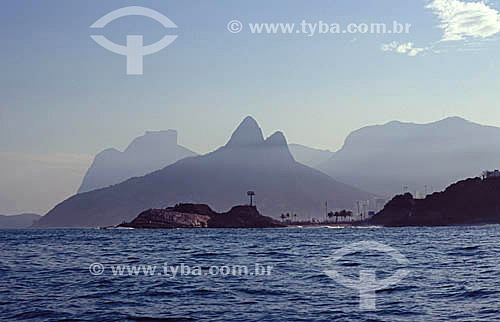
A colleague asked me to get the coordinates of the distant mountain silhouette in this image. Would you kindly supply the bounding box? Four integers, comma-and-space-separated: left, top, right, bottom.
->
318, 117, 500, 197
78, 130, 197, 193
0, 213, 40, 228
289, 144, 335, 168
35, 116, 372, 227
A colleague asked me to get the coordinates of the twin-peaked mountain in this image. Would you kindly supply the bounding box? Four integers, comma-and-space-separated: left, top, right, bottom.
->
78, 130, 197, 193
35, 117, 373, 227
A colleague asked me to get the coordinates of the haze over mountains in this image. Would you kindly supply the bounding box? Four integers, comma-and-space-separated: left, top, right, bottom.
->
0, 213, 40, 228
288, 144, 334, 168
35, 117, 372, 227
318, 117, 500, 197
78, 130, 197, 193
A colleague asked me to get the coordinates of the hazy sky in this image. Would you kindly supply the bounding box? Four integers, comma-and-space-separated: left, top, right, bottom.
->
1, 0, 500, 214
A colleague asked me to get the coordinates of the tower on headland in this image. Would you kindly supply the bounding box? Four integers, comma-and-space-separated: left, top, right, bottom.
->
247, 191, 255, 206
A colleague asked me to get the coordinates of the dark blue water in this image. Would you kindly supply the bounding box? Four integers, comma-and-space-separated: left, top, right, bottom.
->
1, 226, 500, 321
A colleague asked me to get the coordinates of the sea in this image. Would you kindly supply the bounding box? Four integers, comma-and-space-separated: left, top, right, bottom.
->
1, 226, 500, 321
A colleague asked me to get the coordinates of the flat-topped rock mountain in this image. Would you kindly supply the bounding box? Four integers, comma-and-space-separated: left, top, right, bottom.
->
118, 203, 285, 229
78, 130, 197, 193
35, 116, 373, 227
318, 117, 500, 197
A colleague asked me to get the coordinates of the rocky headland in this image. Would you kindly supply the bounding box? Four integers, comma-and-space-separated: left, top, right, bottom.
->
370, 177, 500, 227
118, 203, 285, 229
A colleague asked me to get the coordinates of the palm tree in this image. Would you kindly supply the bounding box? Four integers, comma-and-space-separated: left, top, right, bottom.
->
345, 210, 353, 222
333, 211, 340, 223
327, 211, 334, 223
343, 210, 348, 222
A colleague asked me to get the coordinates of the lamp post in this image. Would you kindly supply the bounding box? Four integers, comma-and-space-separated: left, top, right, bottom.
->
247, 191, 255, 206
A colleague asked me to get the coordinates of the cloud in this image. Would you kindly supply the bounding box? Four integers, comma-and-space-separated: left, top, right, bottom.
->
381, 41, 427, 56
381, 0, 500, 56
427, 0, 500, 41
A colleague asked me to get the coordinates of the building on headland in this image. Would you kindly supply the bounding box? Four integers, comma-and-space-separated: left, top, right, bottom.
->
482, 170, 500, 179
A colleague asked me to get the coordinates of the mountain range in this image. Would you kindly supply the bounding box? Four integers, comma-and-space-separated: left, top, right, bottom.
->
318, 117, 500, 197
35, 117, 372, 227
78, 130, 197, 193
